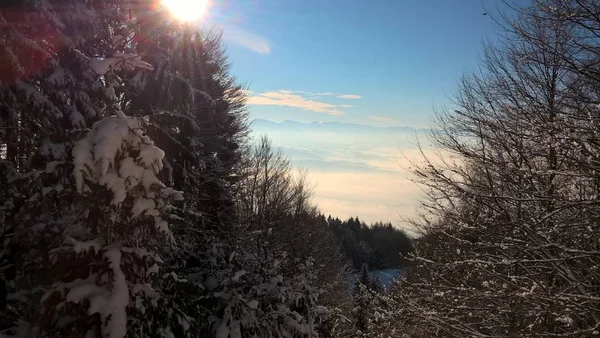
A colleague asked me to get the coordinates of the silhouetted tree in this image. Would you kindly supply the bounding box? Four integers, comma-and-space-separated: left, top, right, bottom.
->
392, 1, 600, 336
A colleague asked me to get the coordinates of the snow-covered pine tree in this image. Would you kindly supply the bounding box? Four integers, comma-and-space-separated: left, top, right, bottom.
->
123, 20, 250, 227
205, 244, 329, 338
0, 0, 123, 333
33, 40, 202, 336
53, 109, 185, 338
350, 264, 394, 338
369, 276, 383, 294
1, 2, 339, 338
0, 1, 196, 334
113, 16, 253, 336
352, 264, 372, 334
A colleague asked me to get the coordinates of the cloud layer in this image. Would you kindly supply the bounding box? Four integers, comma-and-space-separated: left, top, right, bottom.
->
370, 115, 401, 124
337, 94, 363, 99
247, 90, 363, 115
250, 119, 436, 232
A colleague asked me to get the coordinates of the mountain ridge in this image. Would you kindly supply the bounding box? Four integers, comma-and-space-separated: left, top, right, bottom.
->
251, 118, 429, 133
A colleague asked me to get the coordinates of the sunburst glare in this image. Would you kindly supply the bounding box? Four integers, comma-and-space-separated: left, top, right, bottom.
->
162, 0, 209, 21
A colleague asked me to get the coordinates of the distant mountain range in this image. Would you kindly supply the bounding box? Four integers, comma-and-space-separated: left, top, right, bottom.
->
250, 119, 430, 134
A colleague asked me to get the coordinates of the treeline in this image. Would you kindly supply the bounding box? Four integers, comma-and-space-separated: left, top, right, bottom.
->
350, 1, 600, 337
324, 216, 413, 271
0, 1, 356, 337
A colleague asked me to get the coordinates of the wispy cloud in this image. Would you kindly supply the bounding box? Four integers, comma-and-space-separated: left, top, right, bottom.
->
370, 115, 401, 124
279, 90, 338, 96
274, 90, 362, 98
247, 90, 349, 115
339, 104, 355, 108
219, 25, 271, 54
250, 119, 438, 231
337, 94, 363, 99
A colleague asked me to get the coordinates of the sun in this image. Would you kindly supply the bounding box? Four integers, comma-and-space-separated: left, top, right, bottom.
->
162, 0, 209, 21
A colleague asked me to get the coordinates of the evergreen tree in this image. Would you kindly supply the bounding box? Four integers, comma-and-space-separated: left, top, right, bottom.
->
0, 0, 166, 335
352, 264, 372, 333
369, 275, 384, 294
114, 22, 253, 336
124, 22, 249, 226
351, 264, 389, 337
329, 216, 413, 271
0, 1, 343, 337
44, 107, 185, 337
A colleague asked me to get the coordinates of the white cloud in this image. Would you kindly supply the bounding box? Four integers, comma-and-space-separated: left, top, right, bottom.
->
310, 171, 420, 232
247, 90, 347, 115
219, 25, 271, 54
281, 90, 336, 96
306, 147, 447, 233
252, 121, 442, 232
370, 115, 401, 124
266, 90, 359, 98
339, 104, 355, 108
337, 94, 363, 99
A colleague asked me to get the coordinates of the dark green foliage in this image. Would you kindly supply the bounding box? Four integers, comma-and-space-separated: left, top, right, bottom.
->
326, 216, 413, 271
124, 24, 249, 227
0, 1, 353, 337
352, 264, 372, 332
351, 264, 388, 336
352, 264, 383, 297
354, 264, 371, 296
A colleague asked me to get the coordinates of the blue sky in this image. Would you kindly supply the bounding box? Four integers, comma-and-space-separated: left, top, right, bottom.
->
195, 0, 517, 228
203, 0, 508, 128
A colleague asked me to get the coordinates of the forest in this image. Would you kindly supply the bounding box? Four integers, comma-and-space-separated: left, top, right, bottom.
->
1, 0, 600, 337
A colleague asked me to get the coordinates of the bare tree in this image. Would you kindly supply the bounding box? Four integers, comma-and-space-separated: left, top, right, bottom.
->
236, 136, 350, 317
392, 1, 600, 336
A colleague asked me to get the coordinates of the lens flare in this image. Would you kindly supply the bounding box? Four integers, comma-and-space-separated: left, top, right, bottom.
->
162, 0, 209, 21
